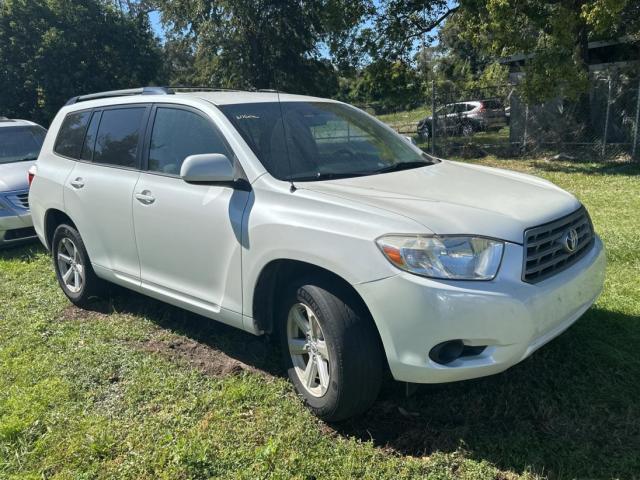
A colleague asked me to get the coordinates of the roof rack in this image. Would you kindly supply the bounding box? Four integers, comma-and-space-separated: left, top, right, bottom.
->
168, 86, 249, 93
64, 86, 174, 106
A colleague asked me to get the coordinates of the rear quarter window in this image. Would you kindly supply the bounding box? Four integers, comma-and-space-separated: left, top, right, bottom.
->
54, 111, 91, 158
483, 100, 503, 109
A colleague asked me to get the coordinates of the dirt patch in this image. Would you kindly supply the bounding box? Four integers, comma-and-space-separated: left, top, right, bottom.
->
139, 336, 254, 377
58, 304, 109, 322
57, 300, 280, 379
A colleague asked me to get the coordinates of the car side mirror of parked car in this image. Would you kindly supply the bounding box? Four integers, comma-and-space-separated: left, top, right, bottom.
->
180, 153, 237, 185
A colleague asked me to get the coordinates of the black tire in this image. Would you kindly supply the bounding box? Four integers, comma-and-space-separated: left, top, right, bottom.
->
460, 122, 475, 137
418, 123, 431, 139
51, 223, 106, 308
279, 277, 383, 421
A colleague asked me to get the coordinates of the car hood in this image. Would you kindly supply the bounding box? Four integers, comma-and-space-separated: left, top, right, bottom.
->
298, 160, 581, 244
0, 160, 33, 192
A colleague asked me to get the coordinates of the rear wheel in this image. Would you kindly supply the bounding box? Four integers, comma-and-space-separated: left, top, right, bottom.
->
52, 224, 106, 307
461, 122, 474, 137
279, 278, 383, 421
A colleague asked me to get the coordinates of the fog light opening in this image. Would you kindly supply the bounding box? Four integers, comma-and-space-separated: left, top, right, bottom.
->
461, 345, 486, 357
429, 340, 465, 365
429, 342, 488, 365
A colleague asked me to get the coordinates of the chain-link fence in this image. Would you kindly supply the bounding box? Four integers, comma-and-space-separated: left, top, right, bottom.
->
368, 69, 640, 161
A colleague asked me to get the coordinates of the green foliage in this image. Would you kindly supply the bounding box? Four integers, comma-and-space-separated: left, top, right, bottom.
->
154, 0, 368, 96
458, 0, 639, 102
342, 59, 422, 112
360, 0, 456, 60
0, 0, 163, 125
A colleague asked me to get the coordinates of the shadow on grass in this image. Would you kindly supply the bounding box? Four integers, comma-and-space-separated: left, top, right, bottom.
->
88, 287, 285, 378
527, 159, 640, 176
474, 156, 640, 176
90, 285, 640, 478
6, 244, 638, 478
334, 307, 640, 479
0, 241, 45, 260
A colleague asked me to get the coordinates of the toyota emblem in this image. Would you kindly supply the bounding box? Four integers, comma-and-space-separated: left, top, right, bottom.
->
562, 228, 579, 253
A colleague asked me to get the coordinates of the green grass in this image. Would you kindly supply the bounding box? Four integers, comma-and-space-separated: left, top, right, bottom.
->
376, 106, 431, 126
1, 158, 639, 479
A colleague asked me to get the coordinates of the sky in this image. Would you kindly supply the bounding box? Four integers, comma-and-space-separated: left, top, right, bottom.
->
149, 10, 164, 40
147, 1, 455, 49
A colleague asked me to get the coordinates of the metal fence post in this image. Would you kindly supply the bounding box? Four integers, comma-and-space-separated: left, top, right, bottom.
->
431, 79, 436, 155
522, 103, 529, 154
602, 72, 612, 160
632, 75, 640, 162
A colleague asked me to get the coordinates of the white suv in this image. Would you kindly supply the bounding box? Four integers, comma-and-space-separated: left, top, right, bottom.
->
30, 87, 606, 420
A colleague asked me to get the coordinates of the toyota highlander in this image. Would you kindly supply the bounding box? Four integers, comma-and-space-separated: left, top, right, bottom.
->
29, 87, 606, 421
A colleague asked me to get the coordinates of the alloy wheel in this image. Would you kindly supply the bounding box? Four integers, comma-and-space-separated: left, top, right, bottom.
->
287, 302, 331, 398
57, 237, 84, 294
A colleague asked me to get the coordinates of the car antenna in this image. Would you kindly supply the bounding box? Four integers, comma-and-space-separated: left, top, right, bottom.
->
275, 88, 297, 193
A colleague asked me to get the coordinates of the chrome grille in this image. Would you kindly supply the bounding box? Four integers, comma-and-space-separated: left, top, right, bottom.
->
7, 190, 29, 209
523, 207, 595, 283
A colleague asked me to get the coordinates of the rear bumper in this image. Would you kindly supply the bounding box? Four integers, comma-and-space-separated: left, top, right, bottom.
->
355, 236, 606, 384
478, 118, 507, 129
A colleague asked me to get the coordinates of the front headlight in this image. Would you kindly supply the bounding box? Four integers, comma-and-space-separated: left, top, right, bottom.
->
376, 235, 504, 280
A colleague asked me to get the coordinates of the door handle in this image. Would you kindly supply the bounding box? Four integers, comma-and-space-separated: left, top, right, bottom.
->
70, 177, 84, 189
134, 190, 155, 205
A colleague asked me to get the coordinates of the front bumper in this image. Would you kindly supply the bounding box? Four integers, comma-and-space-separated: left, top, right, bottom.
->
355, 236, 606, 384
0, 197, 37, 248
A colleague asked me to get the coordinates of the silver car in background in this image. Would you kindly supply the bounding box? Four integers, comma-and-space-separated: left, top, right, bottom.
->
0, 118, 46, 247
417, 99, 507, 138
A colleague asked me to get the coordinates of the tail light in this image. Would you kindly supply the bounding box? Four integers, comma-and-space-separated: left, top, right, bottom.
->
28, 164, 37, 187
478, 102, 486, 112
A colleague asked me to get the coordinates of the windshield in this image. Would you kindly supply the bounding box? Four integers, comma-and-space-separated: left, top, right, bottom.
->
220, 101, 436, 181
0, 126, 46, 164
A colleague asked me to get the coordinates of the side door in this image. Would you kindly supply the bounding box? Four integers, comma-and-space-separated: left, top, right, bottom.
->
436, 105, 454, 135
132, 104, 250, 327
63, 105, 149, 285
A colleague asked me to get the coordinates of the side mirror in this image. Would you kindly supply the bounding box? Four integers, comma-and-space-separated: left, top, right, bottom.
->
180, 153, 235, 184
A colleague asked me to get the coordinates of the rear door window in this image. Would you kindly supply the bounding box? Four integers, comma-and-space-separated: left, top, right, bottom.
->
54, 111, 91, 159
93, 107, 146, 168
147, 107, 231, 175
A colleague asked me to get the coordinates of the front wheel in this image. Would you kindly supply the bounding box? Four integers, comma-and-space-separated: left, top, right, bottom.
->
418, 124, 431, 139
279, 278, 383, 421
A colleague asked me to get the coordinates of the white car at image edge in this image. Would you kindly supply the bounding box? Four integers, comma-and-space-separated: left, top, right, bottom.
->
29, 87, 606, 421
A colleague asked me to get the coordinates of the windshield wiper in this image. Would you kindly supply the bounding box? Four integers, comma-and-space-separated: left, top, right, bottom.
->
15, 155, 38, 162
290, 171, 370, 181
373, 161, 432, 174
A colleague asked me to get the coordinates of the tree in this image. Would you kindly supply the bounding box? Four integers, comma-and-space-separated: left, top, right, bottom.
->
417, 13, 509, 99
457, 0, 639, 102
344, 58, 422, 112
359, 0, 459, 61
0, 0, 163, 125
152, 0, 369, 96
